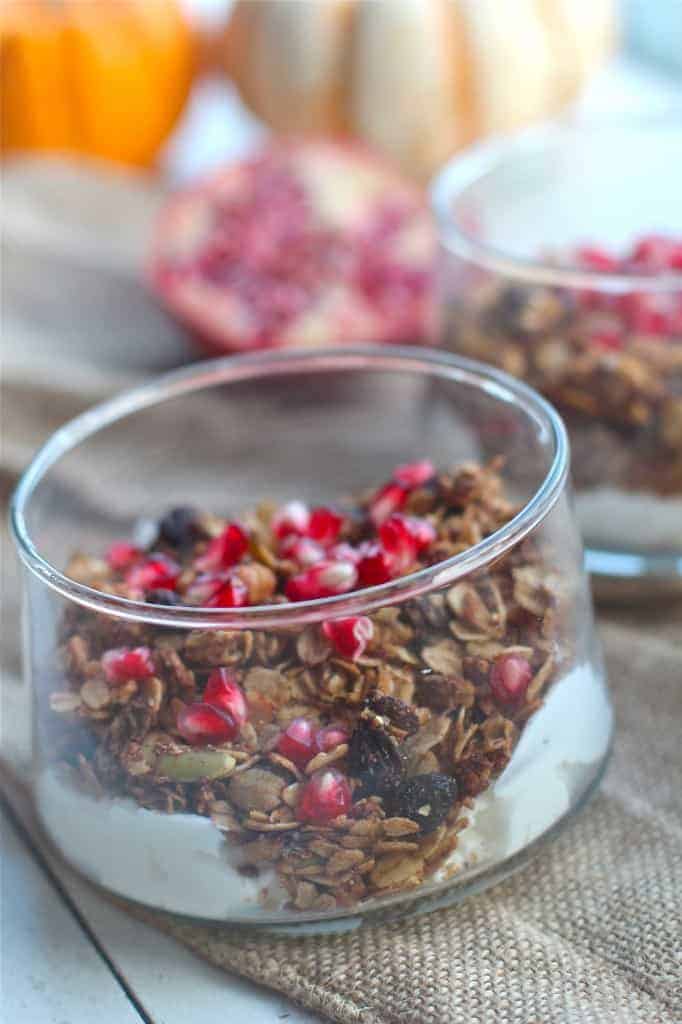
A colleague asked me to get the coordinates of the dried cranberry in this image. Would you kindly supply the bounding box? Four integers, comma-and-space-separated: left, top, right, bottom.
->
203, 668, 248, 726
392, 460, 435, 489
369, 481, 407, 526
297, 768, 352, 823
276, 717, 317, 767
489, 653, 533, 708
347, 716, 403, 795
356, 544, 394, 587
177, 702, 238, 745
322, 616, 373, 660
384, 773, 458, 834
158, 506, 201, 547
125, 554, 180, 592
272, 501, 310, 541
106, 542, 142, 572
102, 646, 155, 683
285, 560, 357, 601
195, 523, 249, 572
315, 724, 350, 753
307, 506, 344, 546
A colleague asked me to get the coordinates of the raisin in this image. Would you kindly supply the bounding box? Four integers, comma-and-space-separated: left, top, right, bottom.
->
414, 673, 456, 711
367, 693, 419, 736
146, 589, 181, 606
347, 715, 403, 795
158, 507, 202, 548
384, 773, 458, 834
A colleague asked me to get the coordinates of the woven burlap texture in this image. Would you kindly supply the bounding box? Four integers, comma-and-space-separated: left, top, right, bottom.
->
2, 161, 681, 1024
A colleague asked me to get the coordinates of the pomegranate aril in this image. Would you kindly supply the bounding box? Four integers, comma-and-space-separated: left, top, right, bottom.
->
315, 724, 350, 753
106, 542, 142, 572
307, 506, 344, 546
203, 668, 248, 726
297, 768, 352, 823
357, 544, 394, 587
276, 717, 318, 767
322, 616, 374, 660
379, 514, 418, 572
590, 328, 624, 351
327, 542, 361, 564
489, 653, 533, 708
177, 702, 238, 746
280, 535, 326, 568
102, 646, 155, 684
125, 553, 180, 592
620, 293, 674, 337
369, 481, 407, 526
195, 523, 249, 571
203, 576, 250, 608
285, 560, 358, 601
629, 234, 677, 271
576, 245, 618, 272
392, 459, 435, 489
272, 501, 310, 541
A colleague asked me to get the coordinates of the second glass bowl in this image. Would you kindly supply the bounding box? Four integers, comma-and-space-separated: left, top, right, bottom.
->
432, 118, 682, 596
11, 347, 611, 931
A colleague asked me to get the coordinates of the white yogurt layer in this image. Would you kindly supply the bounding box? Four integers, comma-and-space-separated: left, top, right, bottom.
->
576, 487, 682, 551
35, 663, 611, 924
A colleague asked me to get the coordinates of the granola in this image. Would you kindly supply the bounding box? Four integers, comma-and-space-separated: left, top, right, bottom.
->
46, 459, 567, 914
444, 237, 682, 496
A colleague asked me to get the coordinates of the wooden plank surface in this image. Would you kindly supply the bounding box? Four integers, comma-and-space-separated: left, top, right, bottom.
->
1, 804, 143, 1024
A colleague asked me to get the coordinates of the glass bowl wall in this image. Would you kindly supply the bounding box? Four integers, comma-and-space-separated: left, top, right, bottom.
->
432, 119, 682, 597
11, 347, 612, 930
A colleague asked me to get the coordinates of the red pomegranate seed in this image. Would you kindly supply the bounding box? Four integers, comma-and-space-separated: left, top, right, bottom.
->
272, 501, 310, 541
195, 523, 249, 571
379, 515, 418, 572
620, 293, 673, 336
125, 553, 180, 592
315, 724, 350, 753
285, 560, 358, 601
322, 616, 374, 660
327, 542, 361, 564
357, 544, 394, 586
590, 328, 624, 351
307, 506, 344, 546
280, 535, 326, 568
203, 668, 248, 726
670, 244, 682, 271
489, 653, 533, 708
392, 459, 435, 489
276, 717, 317, 767
177, 702, 238, 745
106, 542, 142, 572
102, 646, 155, 684
369, 482, 407, 526
630, 234, 677, 271
576, 245, 618, 272
203, 575, 250, 608
297, 768, 352, 823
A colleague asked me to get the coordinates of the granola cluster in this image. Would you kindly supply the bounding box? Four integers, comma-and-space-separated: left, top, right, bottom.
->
47, 460, 565, 914
444, 243, 682, 495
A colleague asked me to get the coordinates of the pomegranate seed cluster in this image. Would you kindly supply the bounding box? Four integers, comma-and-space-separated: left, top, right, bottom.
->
445, 234, 682, 495
49, 460, 566, 915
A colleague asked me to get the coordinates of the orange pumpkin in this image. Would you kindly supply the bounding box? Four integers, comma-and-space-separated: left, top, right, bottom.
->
1, 0, 195, 168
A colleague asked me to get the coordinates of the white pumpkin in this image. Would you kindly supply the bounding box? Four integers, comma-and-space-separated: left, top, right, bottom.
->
221, 0, 617, 180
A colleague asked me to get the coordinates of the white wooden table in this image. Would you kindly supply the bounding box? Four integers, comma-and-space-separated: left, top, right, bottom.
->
3, 54, 681, 1024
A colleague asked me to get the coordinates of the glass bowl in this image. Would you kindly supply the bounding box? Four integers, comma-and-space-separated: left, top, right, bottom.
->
10, 346, 612, 932
432, 118, 682, 598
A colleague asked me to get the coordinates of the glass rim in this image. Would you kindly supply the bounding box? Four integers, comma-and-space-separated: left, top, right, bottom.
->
10, 345, 569, 629
430, 114, 682, 294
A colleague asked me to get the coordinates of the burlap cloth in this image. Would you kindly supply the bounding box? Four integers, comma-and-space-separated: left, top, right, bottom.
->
2, 162, 681, 1024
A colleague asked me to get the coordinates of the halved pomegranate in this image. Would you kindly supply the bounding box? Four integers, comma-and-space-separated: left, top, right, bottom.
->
148, 141, 434, 353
